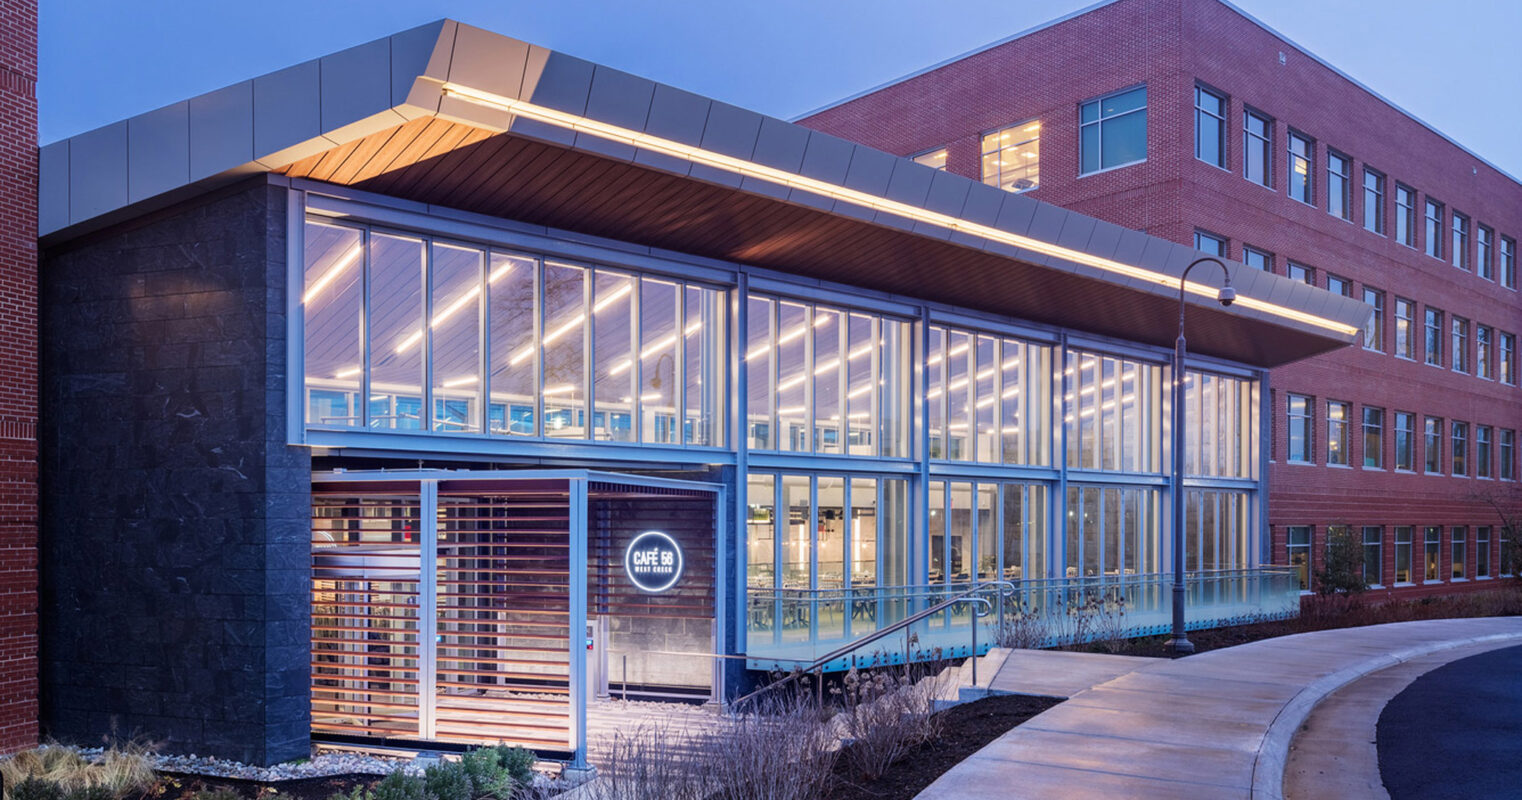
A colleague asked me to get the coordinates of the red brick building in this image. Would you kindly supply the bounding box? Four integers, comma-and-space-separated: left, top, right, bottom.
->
802, 0, 1521, 599
0, 0, 39, 755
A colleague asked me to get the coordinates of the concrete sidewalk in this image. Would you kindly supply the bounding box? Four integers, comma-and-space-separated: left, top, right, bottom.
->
916, 617, 1522, 800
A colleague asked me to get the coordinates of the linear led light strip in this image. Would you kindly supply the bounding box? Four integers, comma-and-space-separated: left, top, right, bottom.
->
439, 82, 1358, 338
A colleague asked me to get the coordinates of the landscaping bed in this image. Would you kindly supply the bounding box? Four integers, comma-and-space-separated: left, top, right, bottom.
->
828, 693, 1060, 800
145, 773, 379, 800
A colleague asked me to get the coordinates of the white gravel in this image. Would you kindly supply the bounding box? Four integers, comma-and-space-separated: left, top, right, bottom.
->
72, 745, 422, 782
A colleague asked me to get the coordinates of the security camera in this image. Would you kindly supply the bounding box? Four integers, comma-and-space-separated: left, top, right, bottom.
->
1217, 286, 1236, 307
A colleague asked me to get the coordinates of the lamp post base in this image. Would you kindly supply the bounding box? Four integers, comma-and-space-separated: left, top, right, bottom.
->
1164, 637, 1196, 657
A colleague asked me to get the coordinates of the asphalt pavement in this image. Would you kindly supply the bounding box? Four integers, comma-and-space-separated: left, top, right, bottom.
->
1378, 643, 1522, 800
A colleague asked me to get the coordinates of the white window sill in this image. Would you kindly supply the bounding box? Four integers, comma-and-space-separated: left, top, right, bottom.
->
1363, 466, 1385, 472
1452, 578, 1469, 583
1369, 584, 1386, 590
1078, 158, 1147, 179
1328, 463, 1354, 469
1477, 576, 1493, 581
1424, 580, 1445, 585
1395, 582, 1415, 588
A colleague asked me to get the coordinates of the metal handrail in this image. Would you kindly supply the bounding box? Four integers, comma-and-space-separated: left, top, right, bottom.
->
732, 580, 1014, 710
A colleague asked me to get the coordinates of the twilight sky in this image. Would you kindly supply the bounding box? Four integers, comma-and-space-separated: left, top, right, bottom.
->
38, 0, 1522, 179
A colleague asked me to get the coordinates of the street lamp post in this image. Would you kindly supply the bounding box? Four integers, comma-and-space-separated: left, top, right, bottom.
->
1165, 257, 1235, 657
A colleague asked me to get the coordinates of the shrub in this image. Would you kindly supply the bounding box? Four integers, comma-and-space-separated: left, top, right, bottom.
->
9, 779, 64, 800
1316, 527, 1367, 595
422, 763, 471, 800
0, 744, 156, 800
832, 666, 940, 782
372, 773, 430, 800
460, 745, 533, 798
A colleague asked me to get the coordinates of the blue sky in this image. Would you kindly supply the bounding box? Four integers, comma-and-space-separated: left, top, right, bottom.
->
38, 0, 1522, 178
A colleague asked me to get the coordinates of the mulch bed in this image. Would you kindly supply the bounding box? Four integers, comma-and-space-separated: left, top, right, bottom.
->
146, 772, 382, 800
827, 694, 1061, 800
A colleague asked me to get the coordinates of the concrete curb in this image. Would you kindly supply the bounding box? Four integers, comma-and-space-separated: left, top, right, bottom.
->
1248, 629, 1522, 800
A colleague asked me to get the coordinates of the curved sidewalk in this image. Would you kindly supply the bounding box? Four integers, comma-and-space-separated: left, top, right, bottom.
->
916, 617, 1522, 800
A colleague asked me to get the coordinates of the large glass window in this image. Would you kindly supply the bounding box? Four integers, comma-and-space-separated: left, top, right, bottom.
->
1425, 199, 1444, 260
1502, 429, 1516, 481
1183, 489, 1252, 572
1362, 407, 1383, 469
1451, 212, 1470, 270
1477, 325, 1494, 380
1424, 307, 1444, 367
1503, 332, 1517, 385
933, 481, 1050, 584
982, 121, 1041, 191
1180, 369, 1260, 479
1243, 245, 1271, 271
1394, 297, 1415, 359
1452, 421, 1469, 476
1395, 184, 1416, 247
1194, 230, 1227, 257
747, 295, 910, 457
1326, 401, 1350, 466
1244, 110, 1272, 187
1327, 151, 1351, 220
1080, 86, 1147, 174
1424, 417, 1443, 474
1477, 526, 1491, 578
1287, 132, 1313, 204
1065, 485, 1160, 578
1194, 85, 1227, 168
1362, 526, 1382, 586
929, 326, 1053, 466
1062, 349, 1167, 473
1451, 526, 1467, 579
1424, 526, 1441, 581
301, 219, 726, 445
1288, 262, 1313, 285
1394, 411, 1414, 471
1478, 225, 1495, 281
1502, 236, 1517, 289
1362, 168, 1385, 234
1287, 394, 1312, 463
1362, 288, 1384, 351
1287, 526, 1311, 591
1394, 526, 1413, 584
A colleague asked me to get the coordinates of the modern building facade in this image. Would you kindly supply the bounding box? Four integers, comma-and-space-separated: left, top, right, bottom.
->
0, 0, 39, 757
801, 0, 1522, 600
35, 21, 1366, 765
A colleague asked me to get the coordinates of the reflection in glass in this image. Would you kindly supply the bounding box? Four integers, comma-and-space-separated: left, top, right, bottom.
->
592, 272, 635, 442
489, 254, 537, 435
430, 243, 482, 433
639, 278, 679, 444
369, 232, 426, 430
541, 263, 587, 438
304, 222, 364, 427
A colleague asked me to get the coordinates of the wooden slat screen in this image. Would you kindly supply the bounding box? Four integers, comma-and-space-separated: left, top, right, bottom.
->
588, 487, 715, 619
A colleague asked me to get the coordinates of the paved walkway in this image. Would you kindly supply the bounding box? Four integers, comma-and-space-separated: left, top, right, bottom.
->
915, 617, 1522, 800
983, 649, 1158, 698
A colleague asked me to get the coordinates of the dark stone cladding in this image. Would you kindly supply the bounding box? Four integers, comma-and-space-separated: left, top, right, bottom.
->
39, 178, 311, 766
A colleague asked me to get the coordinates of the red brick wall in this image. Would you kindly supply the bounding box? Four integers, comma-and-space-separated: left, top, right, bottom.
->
804, 0, 1522, 597
0, 0, 38, 755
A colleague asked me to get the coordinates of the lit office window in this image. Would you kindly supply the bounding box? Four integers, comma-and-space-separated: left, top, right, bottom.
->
1193, 230, 1227, 257
912, 147, 948, 171
1287, 394, 1312, 463
1287, 262, 1313, 285
1327, 151, 1351, 220
1181, 489, 1253, 572
1244, 110, 1272, 187
1326, 401, 1350, 465
1452, 526, 1467, 579
1424, 526, 1441, 581
1287, 526, 1311, 591
1424, 417, 1444, 474
1394, 411, 1414, 471
1502, 236, 1517, 289
1451, 316, 1470, 373
1394, 298, 1415, 359
1362, 168, 1385, 234
1394, 526, 1413, 584
982, 122, 1040, 191
1425, 199, 1444, 259
931, 481, 1050, 584
1502, 429, 1516, 481
1287, 132, 1313, 204
1477, 425, 1493, 479
1451, 212, 1470, 270
1362, 407, 1383, 469
1242, 245, 1271, 271
1477, 325, 1494, 380
1179, 370, 1260, 479
1194, 85, 1227, 168
1362, 288, 1383, 351
1501, 332, 1516, 384
1395, 184, 1416, 247
1062, 349, 1171, 474
929, 326, 1054, 466
1362, 526, 1382, 586
1080, 86, 1147, 174
1477, 225, 1495, 280
747, 295, 910, 457
1424, 308, 1443, 367
1064, 485, 1162, 578
1452, 421, 1469, 476
1477, 527, 1491, 578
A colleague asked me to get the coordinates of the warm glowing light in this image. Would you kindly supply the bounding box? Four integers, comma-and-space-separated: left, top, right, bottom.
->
846, 384, 873, 399
302, 244, 362, 304
437, 82, 1358, 337
543, 384, 576, 396
334, 366, 362, 379
441, 375, 477, 388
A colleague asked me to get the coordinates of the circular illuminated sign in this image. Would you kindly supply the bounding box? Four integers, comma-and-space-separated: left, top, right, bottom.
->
624, 530, 684, 593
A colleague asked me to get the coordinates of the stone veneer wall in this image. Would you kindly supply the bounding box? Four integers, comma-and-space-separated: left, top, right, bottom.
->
40, 179, 311, 765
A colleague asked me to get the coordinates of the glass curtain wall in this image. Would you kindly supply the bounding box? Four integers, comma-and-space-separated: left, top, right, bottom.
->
926, 481, 1049, 584
1062, 486, 1160, 579
303, 219, 725, 446
926, 325, 1054, 464
1062, 350, 1163, 472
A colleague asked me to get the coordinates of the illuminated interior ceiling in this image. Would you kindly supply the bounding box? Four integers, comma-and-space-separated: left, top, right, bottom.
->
39, 20, 1372, 368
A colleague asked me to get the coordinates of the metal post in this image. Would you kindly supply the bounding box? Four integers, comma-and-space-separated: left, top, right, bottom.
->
971, 601, 979, 687
1166, 257, 1233, 657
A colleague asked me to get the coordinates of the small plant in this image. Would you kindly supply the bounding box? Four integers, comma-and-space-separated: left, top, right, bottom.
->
461, 745, 534, 798
831, 664, 942, 782
325, 785, 371, 800
371, 773, 429, 800
996, 597, 1050, 650
422, 763, 471, 800
1, 744, 156, 800
9, 779, 65, 800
